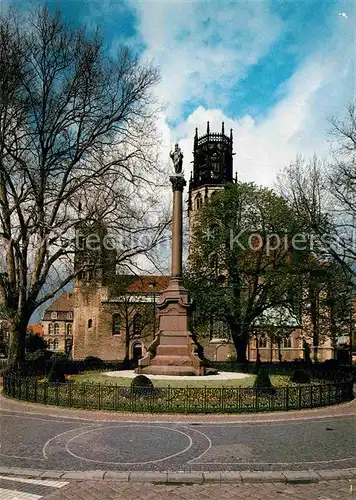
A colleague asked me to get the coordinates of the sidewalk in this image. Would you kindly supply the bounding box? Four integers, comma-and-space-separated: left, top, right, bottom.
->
41, 479, 356, 500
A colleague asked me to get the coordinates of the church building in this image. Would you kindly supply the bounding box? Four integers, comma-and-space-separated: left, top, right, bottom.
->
41, 124, 336, 363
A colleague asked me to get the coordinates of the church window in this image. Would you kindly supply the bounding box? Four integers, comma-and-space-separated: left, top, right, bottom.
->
48, 323, 54, 335
51, 311, 57, 320
47, 339, 53, 350
66, 324, 72, 337
133, 313, 142, 337
112, 314, 121, 335
258, 336, 267, 348
282, 336, 292, 348
67, 312, 73, 320
53, 338, 59, 351
54, 323, 59, 335
195, 194, 203, 210
88, 319, 93, 328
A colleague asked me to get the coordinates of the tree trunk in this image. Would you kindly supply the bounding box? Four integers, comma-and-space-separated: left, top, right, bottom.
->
232, 332, 248, 363
8, 318, 28, 372
277, 336, 282, 363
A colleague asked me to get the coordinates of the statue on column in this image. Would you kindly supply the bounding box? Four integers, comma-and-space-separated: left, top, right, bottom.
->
170, 143, 183, 174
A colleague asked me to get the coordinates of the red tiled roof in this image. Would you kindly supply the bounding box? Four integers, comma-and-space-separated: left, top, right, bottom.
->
46, 292, 74, 312
126, 276, 170, 293
27, 324, 44, 336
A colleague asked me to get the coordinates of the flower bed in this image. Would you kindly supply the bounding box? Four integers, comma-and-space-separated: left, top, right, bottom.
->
2, 371, 353, 414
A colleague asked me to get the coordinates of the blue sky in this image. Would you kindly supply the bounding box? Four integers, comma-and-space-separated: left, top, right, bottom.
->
5, 0, 353, 323
9, 0, 355, 186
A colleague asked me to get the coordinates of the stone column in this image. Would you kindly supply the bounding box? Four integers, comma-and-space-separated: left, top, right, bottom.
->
137, 146, 205, 376
170, 175, 186, 278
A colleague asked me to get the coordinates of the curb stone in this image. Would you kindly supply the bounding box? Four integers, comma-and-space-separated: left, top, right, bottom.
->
0, 467, 355, 484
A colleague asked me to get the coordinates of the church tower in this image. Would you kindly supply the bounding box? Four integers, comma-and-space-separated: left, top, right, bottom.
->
188, 122, 235, 233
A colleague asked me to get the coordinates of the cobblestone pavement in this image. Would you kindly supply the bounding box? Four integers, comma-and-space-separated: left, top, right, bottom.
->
41, 479, 356, 500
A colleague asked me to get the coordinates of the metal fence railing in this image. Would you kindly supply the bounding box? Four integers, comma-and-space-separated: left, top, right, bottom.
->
2, 373, 354, 414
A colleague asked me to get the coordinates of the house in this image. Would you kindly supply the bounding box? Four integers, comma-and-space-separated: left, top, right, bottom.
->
42, 292, 73, 354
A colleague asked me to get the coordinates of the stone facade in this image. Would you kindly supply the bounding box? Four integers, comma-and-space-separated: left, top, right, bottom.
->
71, 275, 169, 361
38, 125, 347, 364
42, 292, 73, 354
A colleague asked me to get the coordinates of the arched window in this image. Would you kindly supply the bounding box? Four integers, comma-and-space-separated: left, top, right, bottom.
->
195, 194, 203, 210
112, 314, 121, 335
54, 323, 59, 335
282, 336, 292, 348
53, 338, 59, 351
48, 323, 53, 335
48, 339, 53, 350
88, 319, 92, 329
258, 336, 267, 348
133, 313, 142, 337
66, 324, 72, 337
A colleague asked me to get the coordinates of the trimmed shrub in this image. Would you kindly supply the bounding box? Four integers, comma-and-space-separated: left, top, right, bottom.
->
24, 349, 52, 376
291, 367, 311, 384
47, 353, 79, 375
254, 366, 275, 394
83, 356, 105, 370
48, 360, 66, 383
130, 375, 154, 395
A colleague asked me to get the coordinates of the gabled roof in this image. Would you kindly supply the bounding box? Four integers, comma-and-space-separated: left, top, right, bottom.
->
27, 324, 43, 336
126, 276, 170, 293
46, 292, 74, 312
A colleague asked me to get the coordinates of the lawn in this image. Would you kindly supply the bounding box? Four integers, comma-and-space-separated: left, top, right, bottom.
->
71, 371, 291, 388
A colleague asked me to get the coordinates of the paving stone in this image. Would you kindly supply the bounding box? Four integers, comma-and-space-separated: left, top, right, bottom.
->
240, 471, 286, 483
202, 471, 222, 482
40, 478, 356, 499
317, 469, 356, 481
61, 470, 105, 480
0, 467, 45, 478
220, 471, 242, 483
130, 472, 168, 482
103, 470, 131, 481
167, 472, 204, 483
39, 470, 66, 479
283, 470, 320, 483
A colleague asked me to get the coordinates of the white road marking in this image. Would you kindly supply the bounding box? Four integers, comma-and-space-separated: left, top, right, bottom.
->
0, 476, 68, 488
42, 425, 96, 458
65, 424, 193, 465
0, 487, 41, 499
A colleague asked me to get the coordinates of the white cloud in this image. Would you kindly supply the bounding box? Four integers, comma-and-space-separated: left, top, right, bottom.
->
131, 0, 283, 121
131, 1, 354, 188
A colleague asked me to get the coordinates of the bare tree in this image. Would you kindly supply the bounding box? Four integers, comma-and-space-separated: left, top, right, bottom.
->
0, 6, 168, 370
328, 104, 356, 271
278, 105, 356, 279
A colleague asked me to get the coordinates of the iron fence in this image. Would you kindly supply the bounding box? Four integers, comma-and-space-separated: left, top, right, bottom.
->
2, 373, 354, 414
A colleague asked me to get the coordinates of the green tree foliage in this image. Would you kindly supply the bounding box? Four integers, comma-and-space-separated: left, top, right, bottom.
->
25, 332, 47, 353
0, 6, 165, 371
186, 183, 310, 362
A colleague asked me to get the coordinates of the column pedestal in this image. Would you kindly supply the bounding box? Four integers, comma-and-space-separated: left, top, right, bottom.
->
138, 278, 205, 375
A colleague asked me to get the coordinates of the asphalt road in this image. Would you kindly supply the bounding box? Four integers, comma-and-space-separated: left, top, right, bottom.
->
1, 406, 355, 472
